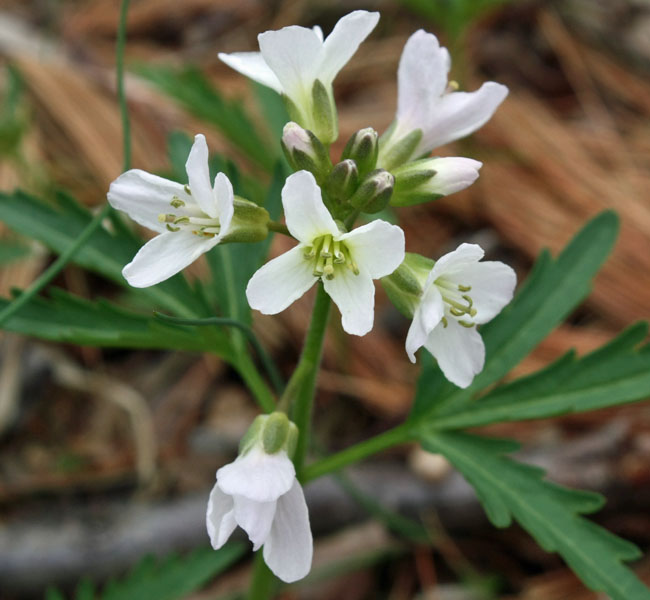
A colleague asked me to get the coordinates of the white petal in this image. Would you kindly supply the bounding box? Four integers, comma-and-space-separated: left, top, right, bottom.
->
323, 271, 375, 336
213, 172, 234, 238
185, 134, 217, 218
405, 284, 444, 362
217, 447, 295, 503
320, 11, 380, 84
233, 495, 277, 551
456, 261, 516, 324
206, 482, 237, 549
107, 169, 191, 233
417, 82, 509, 154
263, 480, 313, 583
421, 157, 482, 196
338, 220, 405, 280
425, 318, 485, 388
122, 231, 218, 288
258, 26, 324, 102
246, 245, 317, 314
396, 30, 451, 130
428, 243, 484, 285
282, 171, 339, 243
312, 25, 324, 43
218, 51, 283, 94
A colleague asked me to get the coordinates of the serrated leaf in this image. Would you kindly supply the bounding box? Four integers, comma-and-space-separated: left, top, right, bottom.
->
421, 431, 650, 600
428, 322, 650, 429
412, 210, 620, 421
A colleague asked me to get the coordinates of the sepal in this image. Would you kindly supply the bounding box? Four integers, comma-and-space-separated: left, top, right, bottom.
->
349, 169, 394, 214
219, 198, 269, 244
341, 127, 379, 178
377, 126, 422, 171
381, 252, 434, 318
324, 159, 359, 206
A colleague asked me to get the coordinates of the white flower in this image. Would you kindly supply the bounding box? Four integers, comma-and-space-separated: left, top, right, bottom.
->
107, 134, 234, 288
246, 171, 405, 336
219, 11, 379, 142
378, 30, 509, 169
207, 445, 312, 583
406, 243, 516, 388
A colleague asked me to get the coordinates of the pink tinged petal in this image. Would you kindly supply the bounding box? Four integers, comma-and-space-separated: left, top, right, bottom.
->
122, 231, 219, 288
396, 30, 451, 130
217, 51, 283, 94
246, 245, 317, 314
107, 169, 191, 234
428, 243, 484, 284
213, 172, 234, 238
425, 317, 485, 388
339, 220, 405, 279
323, 271, 375, 336
232, 495, 277, 551
206, 482, 237, 549
456, 261, 516, 324
282, 171, 339, 243
217, 447, 295, 503
406, 284, 444, 363
263, 480, 313, 583
185, 134, 217, 218
258, 26, 324, 101
417, 81, 509, 154
423, 157, 482, 196
320, 11, 380, 84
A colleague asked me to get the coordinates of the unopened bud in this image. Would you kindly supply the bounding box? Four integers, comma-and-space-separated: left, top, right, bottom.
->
349, 169, 394, 214
219, 197, 269, 244
377, 125, 423, 171
324, 159, 359, 205
341, 127, 378, 178
381, 253, 434, 318
281, 122, 332, 184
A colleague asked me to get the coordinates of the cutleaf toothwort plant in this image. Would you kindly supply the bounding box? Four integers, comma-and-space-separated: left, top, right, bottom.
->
3, 7, 648, 599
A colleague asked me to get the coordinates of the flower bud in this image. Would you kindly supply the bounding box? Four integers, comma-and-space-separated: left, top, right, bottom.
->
219, 197, 270, 244
377, 125, 423, 171
381, 252, 434, 318
281, 122, 332, 184
349, 169, 394, 214
324, 159, 359, 205
341, 127, 378, 178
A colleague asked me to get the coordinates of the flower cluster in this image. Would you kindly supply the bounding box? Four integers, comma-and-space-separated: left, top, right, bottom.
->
107, 10, 516, 582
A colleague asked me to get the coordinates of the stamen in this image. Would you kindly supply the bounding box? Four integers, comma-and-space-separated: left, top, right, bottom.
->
184, 185, 192, 195
441, 316, 448, 328
201, 227, 221, 234
333, 241, 344, 263
174, 216, 190, 224
170, 196, 185, 208
313, 253, 325, 277
323, 256, 334, 279
320, 235, 332, 258
166, 224, 180, 232
458, 284, 471, 292
462, 294, 473, 308
449, 307, 466, 317
159, 213, 176, 223
458, 320, 475, 328
303, 245, 315, 259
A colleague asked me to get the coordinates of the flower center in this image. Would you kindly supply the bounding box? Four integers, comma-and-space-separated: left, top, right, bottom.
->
303, 234, 358, 280
435, 277, 476, 329
158, 191, 220, 238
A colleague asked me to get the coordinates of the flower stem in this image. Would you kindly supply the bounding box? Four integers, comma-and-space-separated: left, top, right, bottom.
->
283, 283, 330, 473
267, 220, 292, 237
246, 551, 279, 600
300, 423, 414, 484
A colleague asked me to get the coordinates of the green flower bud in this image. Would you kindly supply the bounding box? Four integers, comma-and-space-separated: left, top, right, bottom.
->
341, 127, 378, 178
311, 79, 338, 144
324, 159, 359, 205
219, 197, 270, 244
381, 252, 435, 318
281, 122, 332, 184
349, 169, 394, 214
377, 125, 423, 171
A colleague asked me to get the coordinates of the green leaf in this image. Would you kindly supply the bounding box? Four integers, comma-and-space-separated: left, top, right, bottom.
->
412, 210, 620, 422
421, 431, 650, 600
428, 322, 650, 429
0, 238, 30, 264
136, 64, 278, 171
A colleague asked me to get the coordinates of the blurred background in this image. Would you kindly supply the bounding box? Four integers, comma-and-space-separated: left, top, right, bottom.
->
0, 0, 649, 598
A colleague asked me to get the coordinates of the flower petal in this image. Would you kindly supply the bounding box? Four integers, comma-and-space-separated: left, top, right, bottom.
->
218, 51, 283, 94
185, 134, 217, 218
107, 169, 191, 233
213, 172, 234, 238
417, 81, 509, 154
320, 11, 380, 84
428, 243, 484, 285
420, 157, 482, 196
263, 480, 313, 583
424, 318, 485, 388
338, 220, 405, 279
456, 261, 516, 324
405, 283, 443, 363
233, 495, 277, 551
396, 30, 450, 130
258, 25, 324, 102
122, 231, 218, 288
206, 482, 237, 549
246, 245, 317, 314
282, 171, 339, 243
323, 271, 375, 336
217, 447, 295, 503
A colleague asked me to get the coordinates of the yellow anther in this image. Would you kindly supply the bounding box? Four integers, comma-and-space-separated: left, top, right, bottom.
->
458, 320, 475, 328
441, 316, 448, 328
462, 294, 473, 307
174, 216, 190, 224
170, 196, 185, 208
166, 224, 180, 232
184, 184, 192, 195
458, 284, 471, 292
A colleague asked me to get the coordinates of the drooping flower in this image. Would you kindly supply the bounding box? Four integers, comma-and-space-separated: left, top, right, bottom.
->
246, 170, 405, 336
219, 11, 379, 143
378, 30, 509, 170
207, 413, 312, 583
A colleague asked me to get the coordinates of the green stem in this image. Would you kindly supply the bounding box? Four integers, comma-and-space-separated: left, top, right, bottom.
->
267, 220, 292, 237
246, 551, 279, 600
116, 0, 131, 172
153, 313, 284, 396
236, 351, 276, 414
283, 284, 330, 473
301, 423, 414, 484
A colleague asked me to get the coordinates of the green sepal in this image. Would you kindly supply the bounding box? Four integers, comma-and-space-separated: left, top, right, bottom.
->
341, 127, 379, 178
262, 412, 291, 454
219, 197, 269, 244
377, 127, 423, 171
349, 169, 394, 214
381, 252, 434, 318
324, 159, 359, 206
311, 79, 338, 144
239, 415, 267, 455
